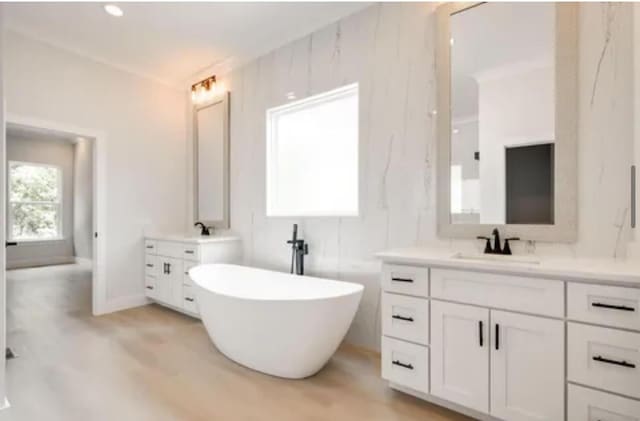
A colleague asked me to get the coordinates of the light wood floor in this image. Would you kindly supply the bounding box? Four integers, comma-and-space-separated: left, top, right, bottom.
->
0, 264, 472, 421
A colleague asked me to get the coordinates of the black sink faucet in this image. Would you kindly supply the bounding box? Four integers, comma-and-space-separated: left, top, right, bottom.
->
477, 228, 519, 255
194, 221, 212, 236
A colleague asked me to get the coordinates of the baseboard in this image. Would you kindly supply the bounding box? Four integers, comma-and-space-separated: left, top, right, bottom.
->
7, 256, 76, 270
74, 257, 92, 266
102, 294, 150, 314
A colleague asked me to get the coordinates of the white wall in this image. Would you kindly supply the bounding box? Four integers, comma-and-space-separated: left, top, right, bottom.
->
4, 32, 187, 310
477, 65, 555, 224
6, 135, 76, 268
189, 3, 634, 350
73, 138, 93, 260
0, 4, 8, 404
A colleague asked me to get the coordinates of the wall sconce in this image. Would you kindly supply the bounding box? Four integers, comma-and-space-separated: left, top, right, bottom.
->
191, 75, 217, 105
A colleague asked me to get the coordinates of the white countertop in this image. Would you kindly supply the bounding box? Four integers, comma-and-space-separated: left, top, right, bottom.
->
376, 247, 640, 287
145, 233, 240, 244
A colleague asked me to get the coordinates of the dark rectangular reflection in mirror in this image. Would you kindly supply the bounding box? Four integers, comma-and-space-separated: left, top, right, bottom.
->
505, 143, 554, 224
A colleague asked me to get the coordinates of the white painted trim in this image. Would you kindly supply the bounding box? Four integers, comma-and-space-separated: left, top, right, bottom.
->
0, 397, 10, 411
104, 294, 149, 314
74, 257, 92, 266
6, 255, 75, 270
5, 113, 108, 316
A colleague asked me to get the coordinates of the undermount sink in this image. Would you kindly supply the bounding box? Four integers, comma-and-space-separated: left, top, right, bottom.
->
451, 252, 540, 265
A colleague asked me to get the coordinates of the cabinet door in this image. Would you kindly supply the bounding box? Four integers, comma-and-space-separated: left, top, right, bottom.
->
491, 310, 564, 421
431, 300, 490, 414
157, 257, 182, 305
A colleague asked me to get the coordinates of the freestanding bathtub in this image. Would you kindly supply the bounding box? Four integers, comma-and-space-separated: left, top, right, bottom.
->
189, 264, 364, 379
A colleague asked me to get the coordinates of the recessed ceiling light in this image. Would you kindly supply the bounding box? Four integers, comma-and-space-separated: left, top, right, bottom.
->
286, 92, 296, 100
104, 4, 124, 17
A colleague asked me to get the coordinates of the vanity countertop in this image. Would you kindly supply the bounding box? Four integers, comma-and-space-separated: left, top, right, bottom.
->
376, 247, 640, 287
145, 233, 240, 244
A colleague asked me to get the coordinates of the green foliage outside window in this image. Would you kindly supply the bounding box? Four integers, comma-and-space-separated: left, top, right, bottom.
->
9, 163, 61, 240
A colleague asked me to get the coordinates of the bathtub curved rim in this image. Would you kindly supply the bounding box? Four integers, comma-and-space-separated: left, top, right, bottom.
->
189, 263, 364, 302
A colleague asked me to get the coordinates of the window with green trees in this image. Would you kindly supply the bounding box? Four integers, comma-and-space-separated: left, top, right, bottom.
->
8, 161, 62, 241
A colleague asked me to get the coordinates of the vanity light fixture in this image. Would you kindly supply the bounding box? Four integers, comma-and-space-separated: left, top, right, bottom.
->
104, 4, 124, 17
191, 75, 217, 105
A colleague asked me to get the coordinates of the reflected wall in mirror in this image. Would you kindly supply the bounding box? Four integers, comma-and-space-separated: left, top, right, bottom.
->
450, 2, 554, 225
194, 92, 230, 229
437, 2, 577, 241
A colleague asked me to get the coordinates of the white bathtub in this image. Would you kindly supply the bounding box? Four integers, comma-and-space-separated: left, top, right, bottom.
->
189, 264, 363, 379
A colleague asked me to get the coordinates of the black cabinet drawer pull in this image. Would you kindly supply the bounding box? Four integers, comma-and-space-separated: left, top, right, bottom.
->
185, 297, 195, 302
185, 250, 195, 254
146, 264, 153, 268
592, 302, 635, 312
146, 245, 154, 249
391, 314, 414, 322
146, 286, 154, 290
495, 324, 500, 350
593, 355, 636, 368
391, 360, 413, 370
391, 277, 413, 283
479, 320, 484, 347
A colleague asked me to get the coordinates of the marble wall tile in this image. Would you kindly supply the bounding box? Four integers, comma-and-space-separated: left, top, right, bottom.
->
212, 3, 634, 350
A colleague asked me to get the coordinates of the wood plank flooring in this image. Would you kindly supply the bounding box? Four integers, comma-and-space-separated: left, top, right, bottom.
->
0, 264, 472, 421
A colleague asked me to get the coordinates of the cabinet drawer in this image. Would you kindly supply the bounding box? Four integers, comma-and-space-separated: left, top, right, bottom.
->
183, 262, 197, 286
183, 245, 200, 262
382, 293, 429, 345
156, 241, 185, 259
568, 283, 640, 331
431, 268, 564, 317
381, 264, 429, 298
183, 285, 198, 314
568, 322, 640, 399
145, 255, 158, 277
381, 336, 428, 394
144, 240, 157, 254
568, 383, 640, 421
144, 277, 157, 299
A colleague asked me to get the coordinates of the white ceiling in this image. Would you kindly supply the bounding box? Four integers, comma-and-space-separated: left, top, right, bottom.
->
4, 2, 370, 87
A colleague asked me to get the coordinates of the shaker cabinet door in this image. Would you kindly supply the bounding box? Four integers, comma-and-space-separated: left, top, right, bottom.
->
431, 300, 490, 414
490, 310, 564, 421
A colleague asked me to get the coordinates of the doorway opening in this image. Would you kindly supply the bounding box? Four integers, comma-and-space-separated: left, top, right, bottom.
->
3, 116, 105, 321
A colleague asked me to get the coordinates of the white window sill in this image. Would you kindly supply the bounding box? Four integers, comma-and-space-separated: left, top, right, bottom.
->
9, 237, 67, 245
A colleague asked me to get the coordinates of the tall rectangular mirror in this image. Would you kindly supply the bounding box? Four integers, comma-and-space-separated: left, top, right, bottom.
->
436, 2, 577, 241
194, 92, 230, 229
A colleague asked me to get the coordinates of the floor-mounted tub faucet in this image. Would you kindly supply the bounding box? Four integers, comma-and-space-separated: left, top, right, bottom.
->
287, 224, 309, 275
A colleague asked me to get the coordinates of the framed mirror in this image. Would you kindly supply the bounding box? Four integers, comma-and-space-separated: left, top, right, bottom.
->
436, 2, 578, 241
194, 92, 230, 229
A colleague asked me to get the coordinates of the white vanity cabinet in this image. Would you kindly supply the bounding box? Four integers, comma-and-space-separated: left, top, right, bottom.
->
378, 253, 640, 421
144, 235, 241, 317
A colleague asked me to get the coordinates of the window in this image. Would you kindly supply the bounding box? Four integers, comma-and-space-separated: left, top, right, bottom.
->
8, 161, 62, 241
266, 83, 359, 216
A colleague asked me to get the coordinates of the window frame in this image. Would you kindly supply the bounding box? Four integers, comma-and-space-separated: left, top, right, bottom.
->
266, 83, 360, 217
7, 160, 64, 242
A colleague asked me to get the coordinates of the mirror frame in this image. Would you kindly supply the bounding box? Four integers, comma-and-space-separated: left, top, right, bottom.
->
436, 2, 578, 242
193, 91, 230, 229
